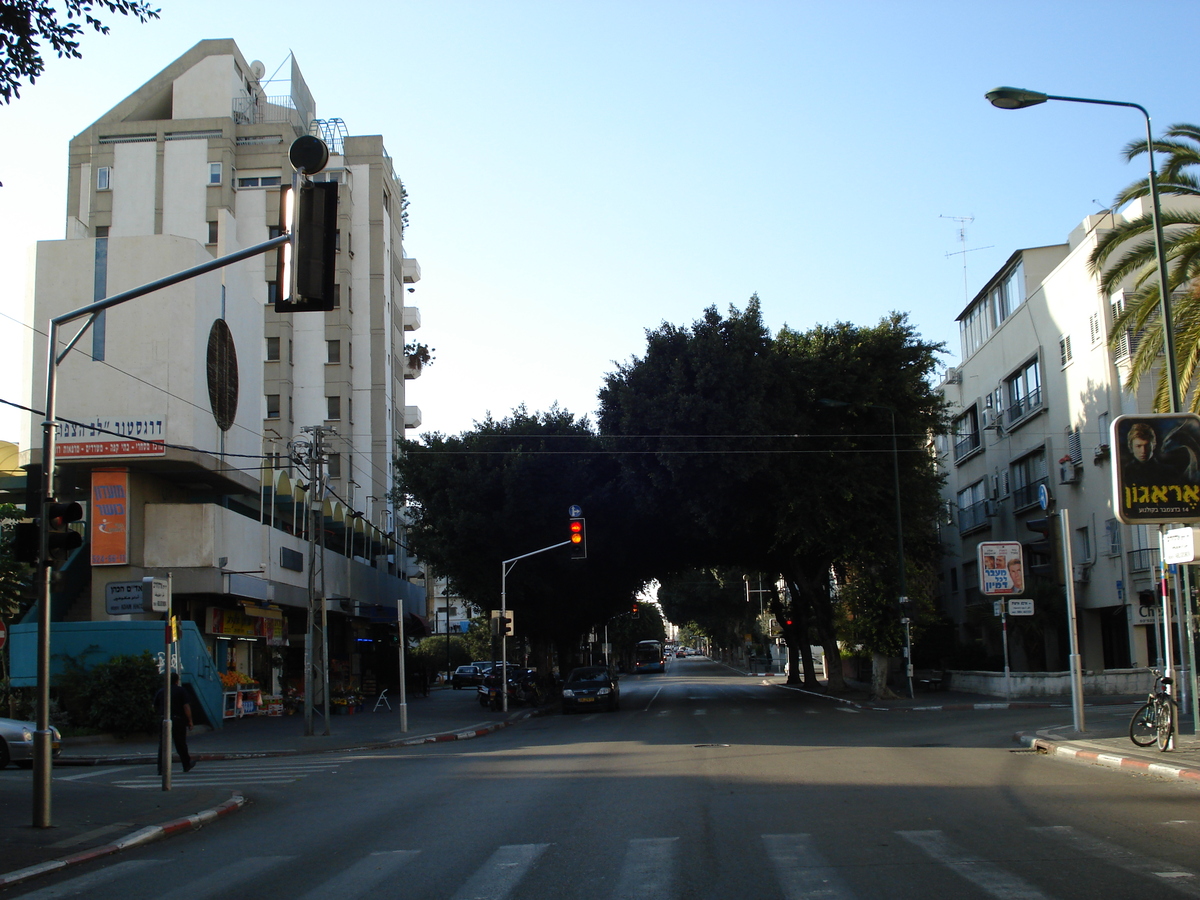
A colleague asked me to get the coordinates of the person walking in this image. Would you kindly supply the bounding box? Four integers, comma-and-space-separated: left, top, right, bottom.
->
155, 672, 195, 773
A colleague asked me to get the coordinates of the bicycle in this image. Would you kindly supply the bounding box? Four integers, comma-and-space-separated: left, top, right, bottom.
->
1129, 669, 1176, 751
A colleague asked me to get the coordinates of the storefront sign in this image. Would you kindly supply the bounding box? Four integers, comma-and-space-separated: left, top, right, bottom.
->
57, 416, 166, 459
206, 607, 287, 645
91, 468, 129, 566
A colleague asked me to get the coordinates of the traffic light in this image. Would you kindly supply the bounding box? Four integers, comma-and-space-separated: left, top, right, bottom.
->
276, 136, 337, 313
569, 517, 586, 559
491, 615, 513, 636
11, 501, 83, 566
1025, 516, 1059, 581
631, 600, 639, 618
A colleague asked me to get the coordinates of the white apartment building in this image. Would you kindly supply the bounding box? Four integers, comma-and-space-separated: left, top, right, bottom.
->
18, 40, 426, 705
936, 196, 1200, 674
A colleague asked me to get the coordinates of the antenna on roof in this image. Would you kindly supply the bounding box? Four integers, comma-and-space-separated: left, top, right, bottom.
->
941, 215, 993, 304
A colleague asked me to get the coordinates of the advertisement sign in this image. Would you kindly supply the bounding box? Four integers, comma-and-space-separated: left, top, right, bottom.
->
206, 607, 285, 645
978, 541, 1024, 595
90, 468, 129, 566
1163, 526, 1198, 564
106, 581, 145, 615
1112, 413, 1200, 524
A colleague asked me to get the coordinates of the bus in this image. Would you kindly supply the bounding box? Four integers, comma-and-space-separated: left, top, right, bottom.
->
634, 640, 665, 673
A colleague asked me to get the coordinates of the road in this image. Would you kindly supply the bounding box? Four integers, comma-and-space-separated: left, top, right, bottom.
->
5, 656, 1200, 899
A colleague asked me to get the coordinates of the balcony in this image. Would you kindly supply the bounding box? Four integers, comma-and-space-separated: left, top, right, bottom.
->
1128, 547, 1161, 573
402, 306, 421, 332
1012, 477, 1047, 510
404, 405, 422, 429
954, 431, 981, 462
957, 500, 990, 535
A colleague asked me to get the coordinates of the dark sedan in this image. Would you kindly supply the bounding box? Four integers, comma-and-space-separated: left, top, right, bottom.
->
561, 666, 619, 713
451, 665, 485, 689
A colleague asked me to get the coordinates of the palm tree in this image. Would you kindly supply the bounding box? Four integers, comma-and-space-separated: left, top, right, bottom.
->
1089, 124, 1200, 412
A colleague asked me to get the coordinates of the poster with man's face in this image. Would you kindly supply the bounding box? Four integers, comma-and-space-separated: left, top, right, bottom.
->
978, 541, 1023, 595
1112, 413, 1200, 524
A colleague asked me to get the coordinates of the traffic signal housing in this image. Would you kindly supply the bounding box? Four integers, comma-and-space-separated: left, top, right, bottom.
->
12, 500, 83, 566
1025, 515, 1060, 582
569, 517, 586, 559
491, 615, 513, 636
276, 180, 338, 312
631, 600, 639, 618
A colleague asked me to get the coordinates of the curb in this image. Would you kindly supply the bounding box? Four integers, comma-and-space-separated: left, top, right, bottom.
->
0, 792, 246, 889
773, 682, 1140, 713
1014, 731, 1200, 785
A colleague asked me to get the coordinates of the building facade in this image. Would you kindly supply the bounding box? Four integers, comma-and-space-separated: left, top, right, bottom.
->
19, 40, 426, 709
936, 197, 1200, 674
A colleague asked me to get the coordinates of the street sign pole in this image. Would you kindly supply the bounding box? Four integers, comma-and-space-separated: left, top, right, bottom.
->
1000, 598, 1010, 701
1062, 508, 1085, 733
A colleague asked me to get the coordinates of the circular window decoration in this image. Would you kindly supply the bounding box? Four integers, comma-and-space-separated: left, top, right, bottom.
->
206, 319, 239, 432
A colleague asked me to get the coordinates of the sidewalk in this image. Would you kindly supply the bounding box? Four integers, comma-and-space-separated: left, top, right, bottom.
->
765, 669, 1200, 786
0, 686, 543, 887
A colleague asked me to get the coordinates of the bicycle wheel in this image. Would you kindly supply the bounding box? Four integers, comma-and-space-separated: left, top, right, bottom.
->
1129, 702, 1157, 746
1156, 697, 1176, 751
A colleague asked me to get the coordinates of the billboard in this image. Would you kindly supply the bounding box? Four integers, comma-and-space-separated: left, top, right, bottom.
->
1111, 414, 1200, 524
977, 541, 1024, 595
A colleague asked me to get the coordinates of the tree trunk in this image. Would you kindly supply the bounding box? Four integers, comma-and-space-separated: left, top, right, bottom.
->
871, 652, 897, 700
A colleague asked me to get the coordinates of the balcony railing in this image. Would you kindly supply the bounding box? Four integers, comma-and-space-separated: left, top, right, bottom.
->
958, 500, 989, 534
1128, 547, 1161, 573
954, 431, 981, 461
1012, 477, 1047, 510
1006, 386, 1043, 426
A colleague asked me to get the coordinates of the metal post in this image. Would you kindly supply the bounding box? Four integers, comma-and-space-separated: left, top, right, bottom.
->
1158, 526, 1175, 748
1000, 599, 1011, 701
397, 600, 408, 732
1062, 508, 1085, 732
1184, 563, 1200, 735
161, 578, 172, 791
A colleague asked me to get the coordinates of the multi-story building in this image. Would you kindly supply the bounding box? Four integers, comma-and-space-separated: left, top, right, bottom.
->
936, 196, 1200, 675
15, 40, 426, 717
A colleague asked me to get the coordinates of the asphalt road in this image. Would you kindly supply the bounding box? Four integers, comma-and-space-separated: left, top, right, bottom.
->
5, 657, 1200, 899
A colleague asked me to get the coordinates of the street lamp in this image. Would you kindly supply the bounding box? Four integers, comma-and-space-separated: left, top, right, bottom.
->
819, 399, 913, 698
985, 87, 1179, 413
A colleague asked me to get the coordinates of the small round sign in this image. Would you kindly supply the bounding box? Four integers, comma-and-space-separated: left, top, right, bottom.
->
1038, 483, 1050, 511
0, 619, 6, 651
568, 504, 582, 518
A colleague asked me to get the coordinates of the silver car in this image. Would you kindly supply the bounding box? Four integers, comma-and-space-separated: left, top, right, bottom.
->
0, 718, 62, 768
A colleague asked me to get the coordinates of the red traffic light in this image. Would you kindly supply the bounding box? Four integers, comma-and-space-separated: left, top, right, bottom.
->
569, 517, 586, 559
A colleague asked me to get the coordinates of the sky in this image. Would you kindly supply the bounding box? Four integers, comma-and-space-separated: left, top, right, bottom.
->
2, 0, 1199, 446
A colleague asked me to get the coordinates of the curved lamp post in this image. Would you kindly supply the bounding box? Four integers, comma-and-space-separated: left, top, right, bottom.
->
985, 87, 1179, 414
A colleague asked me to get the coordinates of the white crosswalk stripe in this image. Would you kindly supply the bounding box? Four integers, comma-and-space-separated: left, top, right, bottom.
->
7, 859, 162, 899
294, 850, 420, 900
449, 843, 551, 900
610, 837, 677, 900
762, 833, 857, 900
898, 829, 1054, 899
1030, 825, 1200, 895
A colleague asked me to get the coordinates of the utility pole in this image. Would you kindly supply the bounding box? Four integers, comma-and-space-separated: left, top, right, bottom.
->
297, 426, 335, 736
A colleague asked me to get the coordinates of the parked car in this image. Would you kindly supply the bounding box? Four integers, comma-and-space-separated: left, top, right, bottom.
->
561, 666, 620, 713
451, 665, 485, 690
0, 717, 62, 769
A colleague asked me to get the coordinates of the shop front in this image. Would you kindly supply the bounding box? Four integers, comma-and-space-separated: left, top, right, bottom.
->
205, 604, 288, 718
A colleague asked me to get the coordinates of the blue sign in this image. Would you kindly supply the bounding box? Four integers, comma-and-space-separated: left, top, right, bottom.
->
568, 504, 582, 518
1038, 483, 1049, 511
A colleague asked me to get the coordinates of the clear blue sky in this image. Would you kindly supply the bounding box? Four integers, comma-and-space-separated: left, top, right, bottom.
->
1, 0, 1197, 444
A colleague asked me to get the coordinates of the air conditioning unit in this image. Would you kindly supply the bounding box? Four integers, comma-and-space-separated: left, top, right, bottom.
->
1059, 462, 1080, 484
945, 367, 961, 384
1093, 443, 1110, 461
1073, 564, 1090, 583
984, 499, 999, 517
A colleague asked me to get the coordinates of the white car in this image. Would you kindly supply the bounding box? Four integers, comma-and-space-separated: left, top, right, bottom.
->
0, 717, 63, 769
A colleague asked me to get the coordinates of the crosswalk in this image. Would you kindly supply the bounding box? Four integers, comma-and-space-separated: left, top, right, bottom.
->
10, 825, 1199, 899
60, 757, 350, 790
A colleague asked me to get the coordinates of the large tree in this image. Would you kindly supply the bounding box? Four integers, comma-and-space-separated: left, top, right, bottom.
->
0, 0, 160, 103
1090, 124, 1200, 411
393, 407, 651, 672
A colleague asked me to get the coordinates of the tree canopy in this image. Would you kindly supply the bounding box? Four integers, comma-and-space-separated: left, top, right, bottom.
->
0, 0, 160, 103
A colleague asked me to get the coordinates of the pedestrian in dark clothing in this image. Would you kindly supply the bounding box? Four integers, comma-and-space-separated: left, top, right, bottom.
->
154, 672, 194, 773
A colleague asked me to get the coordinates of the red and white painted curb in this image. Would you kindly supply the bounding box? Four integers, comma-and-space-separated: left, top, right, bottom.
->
1015, 732, 1200, 785
0, 793, 246, 889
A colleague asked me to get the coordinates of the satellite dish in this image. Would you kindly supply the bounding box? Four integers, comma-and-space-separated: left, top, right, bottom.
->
250, 60, 266, 80
289, 135, 329, 175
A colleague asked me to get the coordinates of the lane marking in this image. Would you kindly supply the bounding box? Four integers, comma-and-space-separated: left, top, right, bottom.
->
1030, 825, 1200, 893
450, 843, 551, 900
611, 837, 677, 900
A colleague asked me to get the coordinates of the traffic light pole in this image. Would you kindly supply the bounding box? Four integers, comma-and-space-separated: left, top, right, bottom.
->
1061, 508, 1085, 733
31, 233, 289, 828
500, 541, 571, 712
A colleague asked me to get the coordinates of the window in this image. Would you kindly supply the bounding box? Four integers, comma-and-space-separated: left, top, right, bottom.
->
1011, 448, 1047, 509
266, 337, 280, 361
236, 175, 282, 188
266, 394, 280, 419
327, 453, 341, 479
209, 162, 222, 185
95, 225, 109, 238
97, 166, 111, 190
207, 221, 218, 244
267, 281, 278, 305
953, 408, 980, 462
327, 395, 341, 420
332, 283, 341, 309
1104, 518, 1122, 556
1089, 312, 1102, 346
1111, 293, 1143, 360
1066, 426, 1082, 465
957, 479, 988, 533
348, 397, 353, 424
288, 340, 293, 365
1059, 334, 1072, 367
327, 340, 341, 364
334, 230, 341, 252
1077, 524, 1092, 563
1005, 358, 1042, 425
